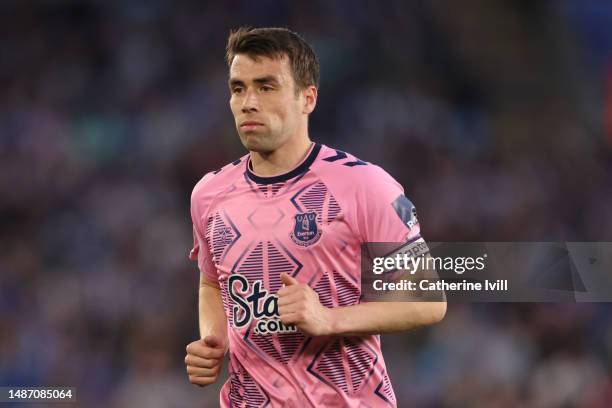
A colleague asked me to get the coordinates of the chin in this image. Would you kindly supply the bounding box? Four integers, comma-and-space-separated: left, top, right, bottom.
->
240, 132, 276, 153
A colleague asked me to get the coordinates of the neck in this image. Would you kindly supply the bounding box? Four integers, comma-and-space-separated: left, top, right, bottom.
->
250, 135, 313, 177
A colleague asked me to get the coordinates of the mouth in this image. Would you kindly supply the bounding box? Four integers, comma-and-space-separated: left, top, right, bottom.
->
240, 121, 264, 132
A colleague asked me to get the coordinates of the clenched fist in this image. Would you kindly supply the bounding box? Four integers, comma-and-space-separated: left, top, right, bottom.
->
277, 273, 334, 337
185, 335, 226, 387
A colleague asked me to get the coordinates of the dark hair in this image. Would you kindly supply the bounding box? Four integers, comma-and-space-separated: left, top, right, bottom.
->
226, 27, 320, 91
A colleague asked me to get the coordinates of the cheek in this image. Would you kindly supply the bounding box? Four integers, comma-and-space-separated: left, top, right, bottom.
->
274, 100, 297, 121
283, 105, 301, 127
229, 99, 240, 116
265, 104, 286, 124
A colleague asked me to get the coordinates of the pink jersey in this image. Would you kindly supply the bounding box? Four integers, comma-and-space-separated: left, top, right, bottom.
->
189, 143, 421, 407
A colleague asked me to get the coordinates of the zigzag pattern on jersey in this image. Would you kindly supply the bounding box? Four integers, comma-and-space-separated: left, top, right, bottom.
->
236, 242, 264, 283
314, 272, 334, 308
233, 242, 263, 326
307, 337, 377, 395
229, 363, 269, 408
310, 339, 349, 393
334, 271, 360, 306
313, 271, 360, 308
235, 241, 305, 364
345, 338, 375, 392
327, 195, 341, 223
278, 332, 304, 363
250, 332, 283, 362
374, 372, 397, 405
204, 212, 239, 265
323, 149, 368, 167
235, 241, 301, 286
292, 182, 342, 224
309, 273, 375, 394
248, 331, 306, 365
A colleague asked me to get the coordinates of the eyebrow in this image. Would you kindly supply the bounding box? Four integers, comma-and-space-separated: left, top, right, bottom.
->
228, 75, 280, 88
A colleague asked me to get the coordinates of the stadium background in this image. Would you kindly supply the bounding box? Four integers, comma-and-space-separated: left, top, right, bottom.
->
1, 0, 612, 406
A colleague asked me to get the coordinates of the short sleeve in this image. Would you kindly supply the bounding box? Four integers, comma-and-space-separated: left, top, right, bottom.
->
355, 165, 421, 244
189, 173, 219, 284
189, 223, 218, 283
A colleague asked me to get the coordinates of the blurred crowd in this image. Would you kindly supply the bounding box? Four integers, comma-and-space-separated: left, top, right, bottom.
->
1, 0, 611, 406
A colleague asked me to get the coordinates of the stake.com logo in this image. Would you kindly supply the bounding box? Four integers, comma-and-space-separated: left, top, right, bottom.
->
227, 274, 298, 335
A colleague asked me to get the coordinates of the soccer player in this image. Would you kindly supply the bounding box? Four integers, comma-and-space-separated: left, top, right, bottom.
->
185, 27, 446, 407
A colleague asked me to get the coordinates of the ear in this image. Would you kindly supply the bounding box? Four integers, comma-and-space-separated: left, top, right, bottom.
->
301, 85, 318, 115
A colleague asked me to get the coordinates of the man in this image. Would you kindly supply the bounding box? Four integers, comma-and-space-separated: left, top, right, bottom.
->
185, 27, 446, 407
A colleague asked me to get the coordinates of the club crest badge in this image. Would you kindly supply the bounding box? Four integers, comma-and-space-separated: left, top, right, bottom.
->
290, 211, 321, 247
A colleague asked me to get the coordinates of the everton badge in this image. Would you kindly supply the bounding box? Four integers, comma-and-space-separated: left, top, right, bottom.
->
290, 211, 321, 247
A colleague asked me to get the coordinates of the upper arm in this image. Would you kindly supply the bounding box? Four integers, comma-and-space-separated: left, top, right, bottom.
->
200, 271, 221, 290
354, 165, 421, 243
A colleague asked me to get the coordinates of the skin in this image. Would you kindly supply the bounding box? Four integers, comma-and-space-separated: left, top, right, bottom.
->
186, 52, 446, 388
228, 53, 317, 177
185, 275, 227, 387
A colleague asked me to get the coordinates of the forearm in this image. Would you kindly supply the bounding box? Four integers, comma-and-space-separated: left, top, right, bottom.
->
326, 254, 447, 336
328, 301, 446, 336
198, 274, 228, 345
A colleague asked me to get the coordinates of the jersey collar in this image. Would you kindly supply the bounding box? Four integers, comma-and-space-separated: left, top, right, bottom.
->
246, 143, 321, 185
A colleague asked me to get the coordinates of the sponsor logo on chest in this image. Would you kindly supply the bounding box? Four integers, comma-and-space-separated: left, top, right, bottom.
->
228, 274, 297, 335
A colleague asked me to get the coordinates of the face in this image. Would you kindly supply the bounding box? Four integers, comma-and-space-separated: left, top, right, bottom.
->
228, 54, 314, 153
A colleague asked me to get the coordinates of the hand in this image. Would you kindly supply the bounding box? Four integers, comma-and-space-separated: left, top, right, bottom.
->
185, 335, 226, 387
277, 273, 334, 337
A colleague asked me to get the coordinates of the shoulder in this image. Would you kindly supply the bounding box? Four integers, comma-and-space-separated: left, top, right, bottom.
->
191, 154, 249, 208
313, 144, 404, 196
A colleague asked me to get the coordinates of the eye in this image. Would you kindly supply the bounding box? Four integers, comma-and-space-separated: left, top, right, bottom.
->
232, 87, 244, 94
261, 85, 274, 92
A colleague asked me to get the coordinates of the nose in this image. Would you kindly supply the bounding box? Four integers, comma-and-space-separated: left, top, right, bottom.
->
241, 89, 259, 113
